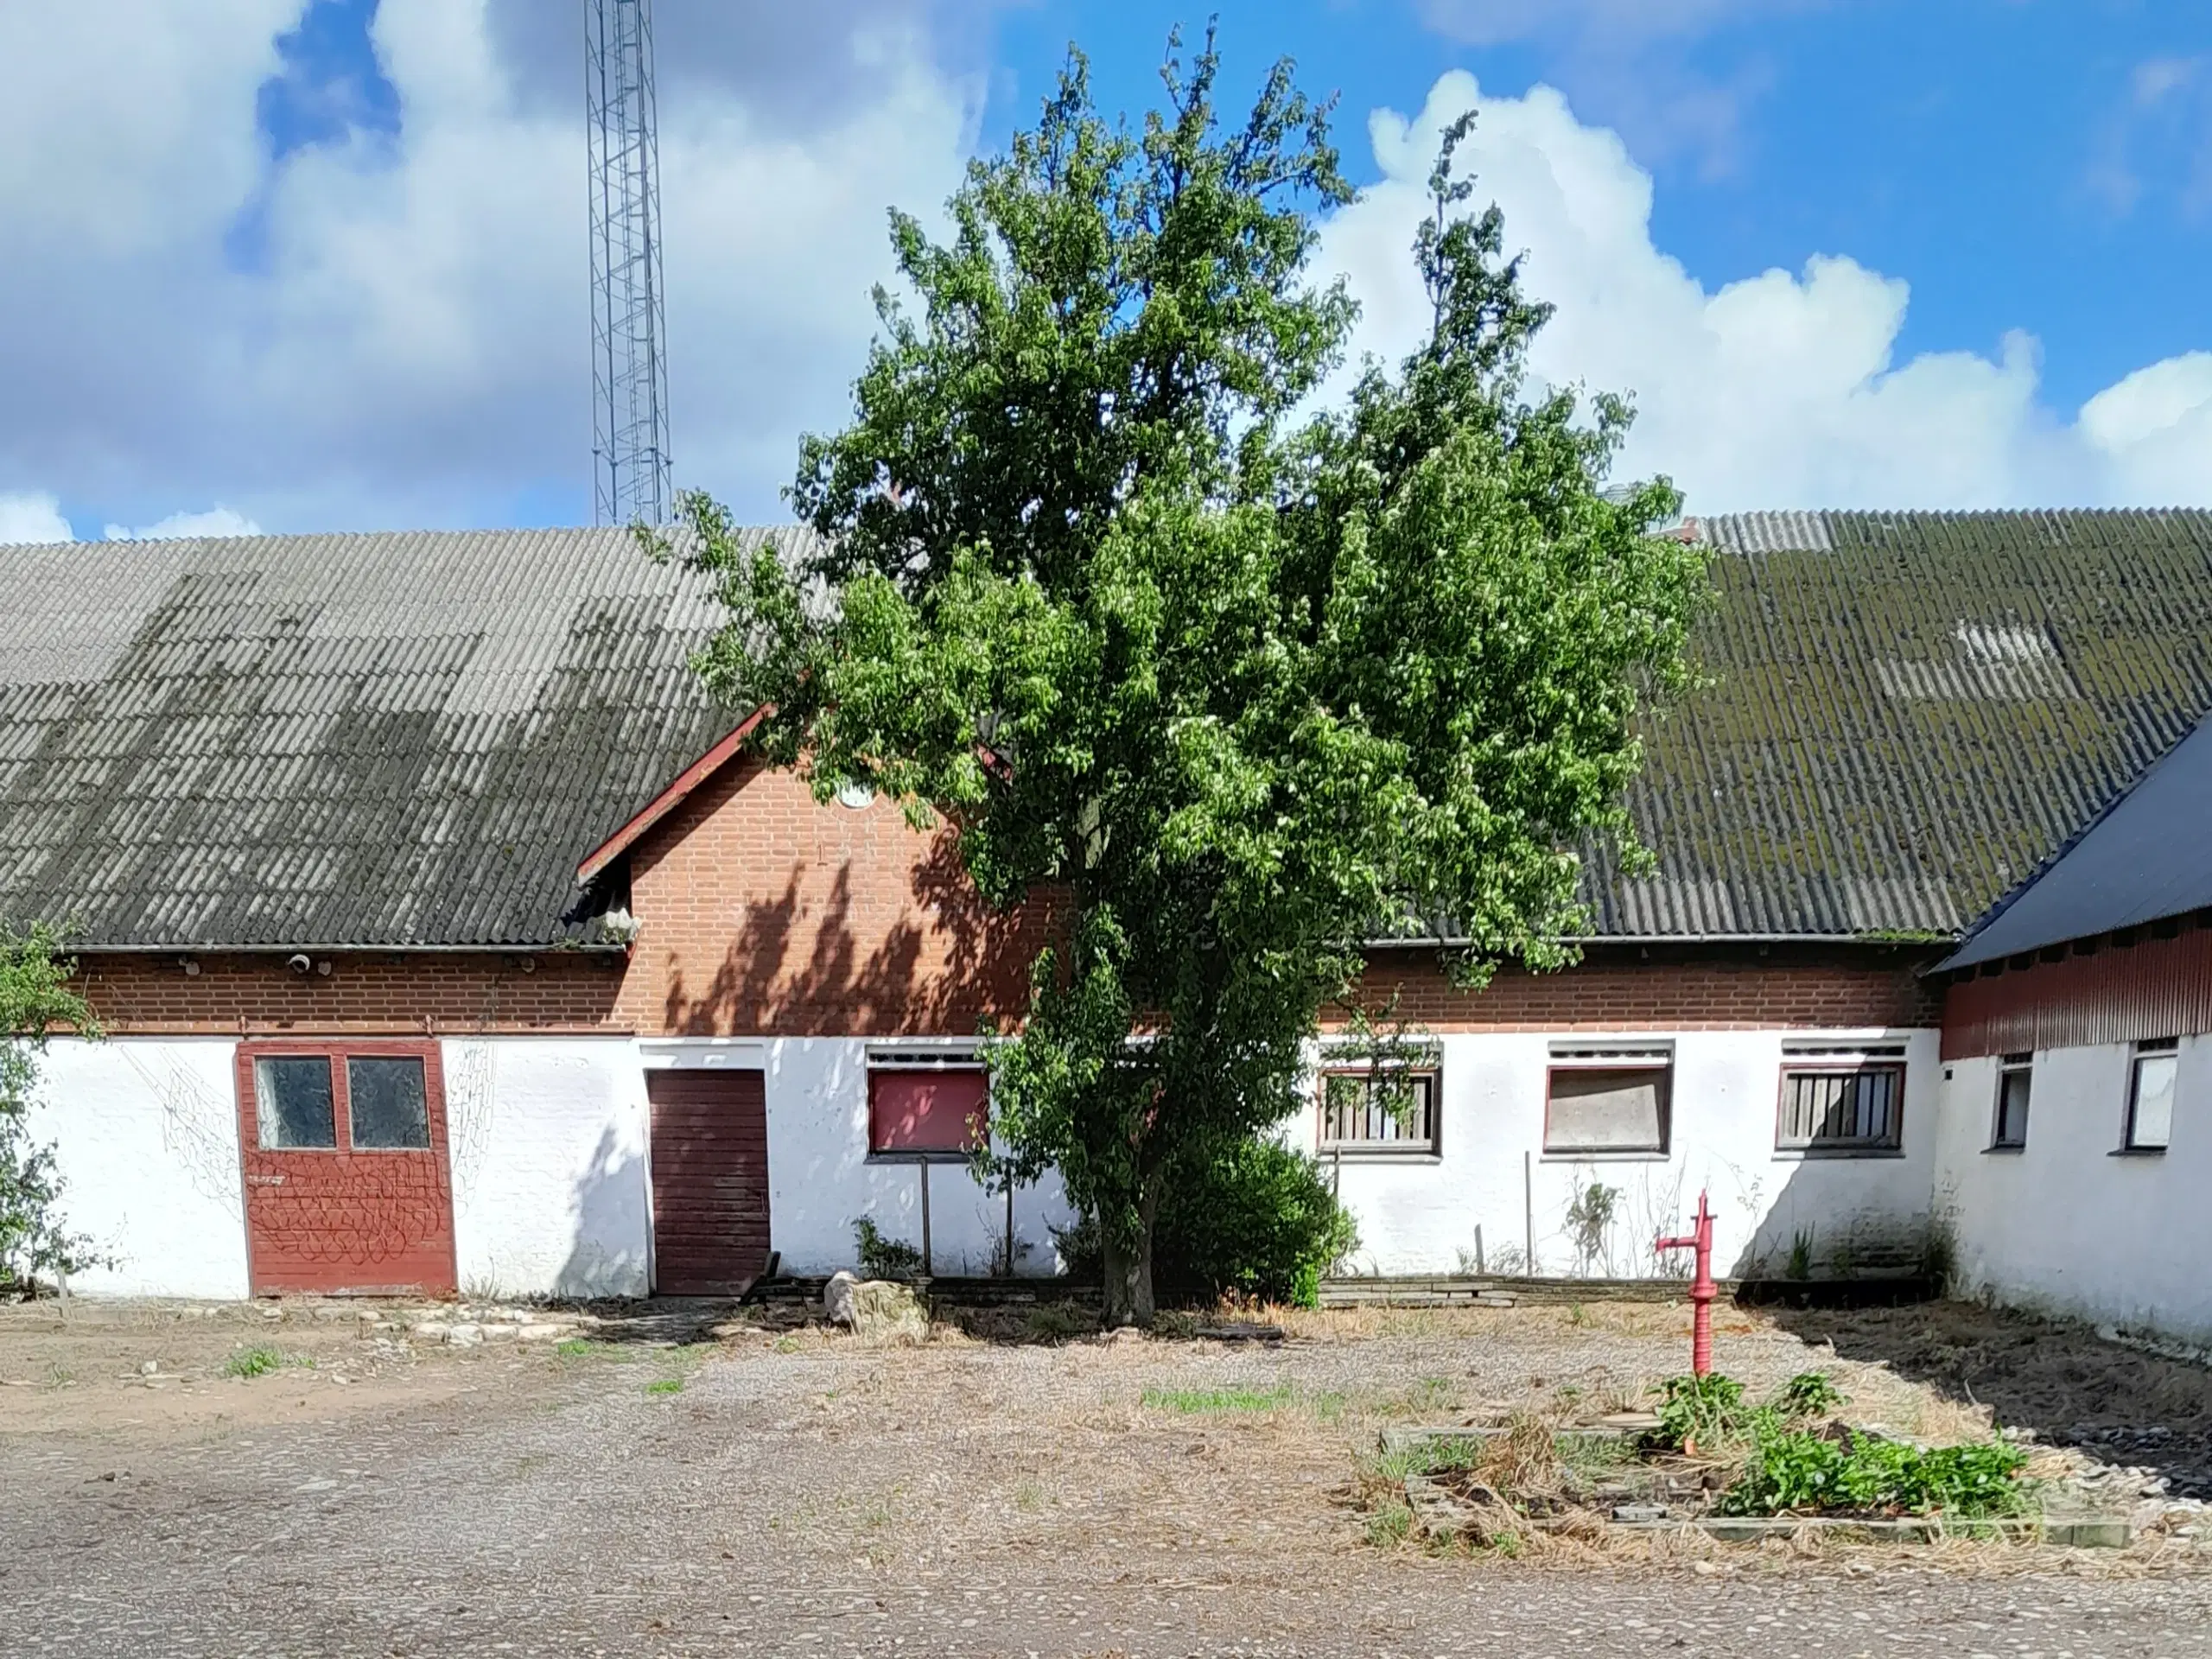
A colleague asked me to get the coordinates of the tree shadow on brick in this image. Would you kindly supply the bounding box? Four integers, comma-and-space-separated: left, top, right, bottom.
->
661, 834, 1054, 1037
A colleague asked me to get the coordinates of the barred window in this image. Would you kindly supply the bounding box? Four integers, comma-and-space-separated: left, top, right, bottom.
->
1777, 1044, 1905, 1153
1319, 1068, 1440, 1153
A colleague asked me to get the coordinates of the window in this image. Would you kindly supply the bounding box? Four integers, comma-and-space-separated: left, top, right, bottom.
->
867, 1051, 987, 1157
2124, 1039, 2178, 1153
1319, 1065, 1440, 1154
245, 1045, 439, 1154
1991, 1052, 2032, 1149
256, 1056, 336, 1149
348, 1057, 431, 1150
1546, 1045, 1672, 1155
1777, 1044, 1905, 1154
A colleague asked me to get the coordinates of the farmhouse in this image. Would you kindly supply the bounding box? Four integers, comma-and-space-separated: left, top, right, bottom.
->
5, 511, 2212, 1338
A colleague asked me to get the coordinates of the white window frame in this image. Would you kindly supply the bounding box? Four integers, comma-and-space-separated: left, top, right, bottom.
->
2121, 1038, 2178, 1154
1991, 1052, 2033, 1151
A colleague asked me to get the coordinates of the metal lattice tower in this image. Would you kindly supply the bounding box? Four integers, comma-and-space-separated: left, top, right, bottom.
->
588, 0, 671, 525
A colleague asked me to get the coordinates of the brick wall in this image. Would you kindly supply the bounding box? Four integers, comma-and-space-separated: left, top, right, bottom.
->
73, 950, 624, 1035
1343, 943, 1940, 1032
608, 759, 1060, 1037
73, 758, 1938, 1040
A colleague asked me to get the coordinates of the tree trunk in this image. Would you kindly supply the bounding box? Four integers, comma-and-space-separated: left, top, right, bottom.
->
1099, 1185, 1160, 1327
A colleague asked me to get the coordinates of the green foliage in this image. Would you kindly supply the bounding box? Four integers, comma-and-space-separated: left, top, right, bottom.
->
1721, 1427, 2027, 1518
1054, 1136, 1357, 1304
644, 1377, 684, 1397
1772, 1370, 1847, 1420
670, 29, 1706, 1321
222, 1344, 302, 1379
853, 1217, 925, 1281
1141, 1382, 1297, 1414
1649, 1372, 1748, 1450
1, 926, 100, 1296
1784, 1228, 1815, 1281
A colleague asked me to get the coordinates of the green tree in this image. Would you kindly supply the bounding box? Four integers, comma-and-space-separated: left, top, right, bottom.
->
671, 32, 1707, 1323
1, 926, 99, 1294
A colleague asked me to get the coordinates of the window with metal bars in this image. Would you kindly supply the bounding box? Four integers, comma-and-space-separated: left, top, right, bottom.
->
1319, 1067, 1440, 1154
1777, 1045, 1905, 1153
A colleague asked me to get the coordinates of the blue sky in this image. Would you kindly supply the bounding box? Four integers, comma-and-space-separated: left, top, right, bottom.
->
1, 1, 2209, 539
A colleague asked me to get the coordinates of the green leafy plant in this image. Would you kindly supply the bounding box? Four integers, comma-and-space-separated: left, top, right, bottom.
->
1563, 1180, 1619, 1275
1721, 1427, 2027, 1518
1772, 1370, 1847, 1420
223, 1344, 299, 1379
645, 1377, 684, 1396
1784, 1228, 1815, 1281
852, 1217, 925, 1281
1, 927, 102, 1296
1649, 1372, 1749, 1452
666, 25, 1707, 1326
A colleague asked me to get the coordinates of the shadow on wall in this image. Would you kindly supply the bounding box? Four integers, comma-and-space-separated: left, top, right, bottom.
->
1726, 1154, 1936, 1283
554, 1124, 652, 1298
661, 828, 1058, 1036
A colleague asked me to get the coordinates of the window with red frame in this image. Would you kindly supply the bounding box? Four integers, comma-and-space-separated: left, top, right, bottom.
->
251, 1051, 432, 1151
866, 1056, 988, 1157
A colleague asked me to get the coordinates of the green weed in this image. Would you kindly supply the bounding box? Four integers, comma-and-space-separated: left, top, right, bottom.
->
223, 1344, 302, 1379
644, 1377, 684, 1396
1649, 1372, 1749, 1450
1363, 1501, 1414, 1548
554, 1338, 594, 1358
1721, 1429, 2027, 1518
1141, 1382, 1297, 1414
1771, 1370, 1847, 1420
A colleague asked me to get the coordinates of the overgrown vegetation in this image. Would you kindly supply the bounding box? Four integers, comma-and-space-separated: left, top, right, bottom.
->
668, 24, 1708, 1324
853, 1217, 925, 1281
1, 927, 100, 1296
1721, 1431, 2028, 1519
1141, 1382, 1299, 1414
1649, 1372, 1748, 1452
1054, 1136, 1358, 1306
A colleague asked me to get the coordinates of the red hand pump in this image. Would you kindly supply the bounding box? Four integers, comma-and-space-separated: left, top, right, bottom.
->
1655, 1190, 1719, 1376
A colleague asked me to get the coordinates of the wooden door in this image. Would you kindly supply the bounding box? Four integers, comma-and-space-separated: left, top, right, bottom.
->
235, 1041, 458, 1296
647, 1069, 771, 1295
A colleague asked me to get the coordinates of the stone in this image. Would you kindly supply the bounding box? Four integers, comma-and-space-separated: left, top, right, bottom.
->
445, 1324, 484, 1347
137, 1361, 158, 1376
1611, 1503, 1669, 1523
410, 1321, 451, 1342
823, 1274, 927, 1345
480, 1324, 519, 1343
513, 1324, 577, 1343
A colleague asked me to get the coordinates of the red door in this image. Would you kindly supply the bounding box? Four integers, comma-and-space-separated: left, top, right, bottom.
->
235, 1041, 458, 1296
647, 1069, 771, 1295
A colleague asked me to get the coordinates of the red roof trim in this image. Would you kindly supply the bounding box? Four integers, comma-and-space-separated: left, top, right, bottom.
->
575, 706, 772, 885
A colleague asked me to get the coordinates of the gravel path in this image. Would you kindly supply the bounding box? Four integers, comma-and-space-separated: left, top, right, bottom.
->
4, 1302, 2211, 1656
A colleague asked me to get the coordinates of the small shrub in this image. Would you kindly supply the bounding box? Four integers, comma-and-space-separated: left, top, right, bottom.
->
1650, 1372, 1747, 1451
224, 1344, 291, 1379
1771, 1370, 1847, 1420
1055, 1137, 1359, 1306
853, 1217, 925, 1280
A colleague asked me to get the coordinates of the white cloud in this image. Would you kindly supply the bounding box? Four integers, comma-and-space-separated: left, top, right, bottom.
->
0, 0, 979, 531
1318, 73, 2212, 511
104, 506, 264, 542
0, 492, 73, 546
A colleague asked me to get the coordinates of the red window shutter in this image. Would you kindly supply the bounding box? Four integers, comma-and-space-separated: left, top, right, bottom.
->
868, 1070, 988, 1154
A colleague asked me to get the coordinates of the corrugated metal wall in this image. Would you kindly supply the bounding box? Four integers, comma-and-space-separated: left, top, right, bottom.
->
1942, 926, 2212, 1058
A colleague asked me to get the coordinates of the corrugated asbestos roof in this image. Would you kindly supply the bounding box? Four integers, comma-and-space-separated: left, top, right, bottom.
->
3, 510, 2209, 950
0, 526, 820, 950
1938, 714, 2212, 970
1587, 509, 2212, 939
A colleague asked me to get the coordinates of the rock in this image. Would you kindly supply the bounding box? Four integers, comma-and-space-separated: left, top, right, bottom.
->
513, 1324, 577, 1343
823, 1274, 927, 1345
1612, 1503, 1669, 1523
260, 1305, 284, 1321
480, 1323, 519, 1343
137, 1360, 158, 1376
446, 1323, 484, 1348
410, 1321, 451, 1342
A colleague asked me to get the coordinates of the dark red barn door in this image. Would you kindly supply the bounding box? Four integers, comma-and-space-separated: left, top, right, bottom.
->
647, 1069, 771, 1295
235, 1041, 457, 1296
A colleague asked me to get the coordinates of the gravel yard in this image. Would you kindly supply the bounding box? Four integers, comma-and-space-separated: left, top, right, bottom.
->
4, 1293, 2212, 1656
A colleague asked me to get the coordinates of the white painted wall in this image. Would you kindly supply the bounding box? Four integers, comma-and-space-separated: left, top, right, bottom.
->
1315, 1028, 1942, 1279
446, 1037, 655, 1299
23, 1037, 251, 1299
761, 1038, 1075, 1277
1936, 1038, 2212, 1344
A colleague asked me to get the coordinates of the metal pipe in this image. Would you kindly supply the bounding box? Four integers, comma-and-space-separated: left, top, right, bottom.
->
1655, 1191, 1719, 1375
